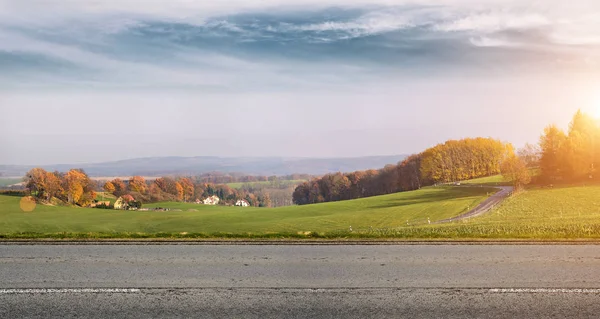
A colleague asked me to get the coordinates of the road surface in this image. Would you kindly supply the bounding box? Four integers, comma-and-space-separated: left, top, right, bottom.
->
2, 244, 600, 318
437, 186, 514, 223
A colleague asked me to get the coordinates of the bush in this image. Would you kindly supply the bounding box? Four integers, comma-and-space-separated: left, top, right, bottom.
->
129, 201, 142, 209
94, 203, 114, 209
0, 190, 27, 197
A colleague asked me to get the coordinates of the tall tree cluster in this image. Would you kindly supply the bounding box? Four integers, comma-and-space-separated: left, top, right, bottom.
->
24, 168, 96, 206
293, 137, 513, 205
539, 110, 600, 182
420, 138, 512, 183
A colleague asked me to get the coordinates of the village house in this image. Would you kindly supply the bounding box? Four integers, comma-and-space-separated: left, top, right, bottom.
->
114, 194, 136, 210
114, 197, 128, 210
235, 199, 250, 207
203, 195, 220, 205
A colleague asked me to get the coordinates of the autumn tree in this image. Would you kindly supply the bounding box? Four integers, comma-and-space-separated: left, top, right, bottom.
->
44, 172, 63, 202
110, 178, 127, 197
63, 169, 95, 206
175, 182, 184, 201
178, 178, 195, 202
103, 181, 116, 194
155, 177, 179, 195
539, 124, 567, 182
24, 168, 63, 201
128, 176, 147, 194
501, 154, 531, 190
24, 168, 49, 198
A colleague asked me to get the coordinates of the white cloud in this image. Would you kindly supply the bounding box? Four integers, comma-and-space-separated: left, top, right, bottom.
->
435, 12, 551, 33
294, 11, 413, 38
469, 36, 517, 48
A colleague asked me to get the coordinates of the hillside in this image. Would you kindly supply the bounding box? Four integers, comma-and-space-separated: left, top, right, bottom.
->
0, 155, 408, 177
0, 186, 492, 237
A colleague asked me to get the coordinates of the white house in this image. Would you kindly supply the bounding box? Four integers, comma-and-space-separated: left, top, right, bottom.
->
235, 199, 250, 207
203, 195, 220, 205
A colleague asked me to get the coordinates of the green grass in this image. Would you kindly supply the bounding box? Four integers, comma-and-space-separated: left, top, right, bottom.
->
460, 174, 510, 186
225, 180, 305, 189
8, 183, 600, 240
0, 186, 494, 238
95, 192, 117, 204
366, 184, 600, 240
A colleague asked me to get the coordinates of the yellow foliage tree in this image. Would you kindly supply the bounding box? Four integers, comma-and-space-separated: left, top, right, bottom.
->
128, 176, 147, 194
103, 181, 116, 194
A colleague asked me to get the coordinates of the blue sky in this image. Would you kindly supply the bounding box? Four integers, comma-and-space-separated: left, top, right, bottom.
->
1, 0, 600, 165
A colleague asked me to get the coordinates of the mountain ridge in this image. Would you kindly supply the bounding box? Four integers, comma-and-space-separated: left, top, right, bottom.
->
0, 155, 408, 177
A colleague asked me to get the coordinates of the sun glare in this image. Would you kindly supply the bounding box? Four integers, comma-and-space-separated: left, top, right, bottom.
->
591, 96, 600, 118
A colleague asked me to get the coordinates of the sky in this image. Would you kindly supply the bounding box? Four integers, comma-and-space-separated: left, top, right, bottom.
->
2, 0, 600, 165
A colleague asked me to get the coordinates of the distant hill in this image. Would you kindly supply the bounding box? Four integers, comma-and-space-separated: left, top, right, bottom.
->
0, 155, 408, 177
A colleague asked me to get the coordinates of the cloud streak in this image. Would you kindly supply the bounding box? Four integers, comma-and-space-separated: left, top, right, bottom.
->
1, 0, 600, 90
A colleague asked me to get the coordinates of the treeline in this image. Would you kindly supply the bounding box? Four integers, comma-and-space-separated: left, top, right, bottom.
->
421, 138, 511, 183
104, 176, 272, 207
24, 169, 273, 207
539, 110, 600, 182
24, 168, 96, 206
293, 138, 513, 205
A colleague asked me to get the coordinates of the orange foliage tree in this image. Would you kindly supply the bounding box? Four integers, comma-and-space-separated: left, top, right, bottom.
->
128, 176, 147, 194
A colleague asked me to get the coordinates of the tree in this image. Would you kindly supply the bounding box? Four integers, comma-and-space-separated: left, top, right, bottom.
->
155, 177, 179, 196
179, 178, 195, 202
517, 143, 541, 168
566, 110, 597, 179
110, 178, 127, 197
501, 154, 531, 190
175, 182, 184, 201
128, 176, 147, 194
292, 182, 310, 205
44, 172, 63, 201
103, 181, 116, 194
64, 170, 86, 205
539, 124, 567, 182
24, 168, 49, 198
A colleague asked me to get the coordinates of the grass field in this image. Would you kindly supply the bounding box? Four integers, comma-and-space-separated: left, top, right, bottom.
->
94, 192, 117, 204
5, 182, 600, 240
225, 180, 305, 189
460, 175, 510, 186
0, 186, 494, 238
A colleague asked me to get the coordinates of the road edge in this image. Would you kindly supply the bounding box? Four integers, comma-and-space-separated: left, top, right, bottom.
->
3, 239, 600, 245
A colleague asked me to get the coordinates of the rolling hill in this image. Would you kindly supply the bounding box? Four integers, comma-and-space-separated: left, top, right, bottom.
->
0, 155, 408, 177
0, 186, 492, 237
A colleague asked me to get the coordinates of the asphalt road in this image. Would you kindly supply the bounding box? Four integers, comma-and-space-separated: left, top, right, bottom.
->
3, 244, 600, 318
438, 186, 514, 223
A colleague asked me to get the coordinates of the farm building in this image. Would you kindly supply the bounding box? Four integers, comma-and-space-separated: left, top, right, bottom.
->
114, 197, 127, 210
235, 199, 250, 207
203, 195, 220, 205
114, 194, 136, 210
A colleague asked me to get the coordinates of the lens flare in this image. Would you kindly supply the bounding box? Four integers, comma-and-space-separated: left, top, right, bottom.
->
19, 196, 36, 212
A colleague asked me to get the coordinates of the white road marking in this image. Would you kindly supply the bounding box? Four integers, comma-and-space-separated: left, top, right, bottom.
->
0, 288, 141, 294
490, 288, 600, 294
